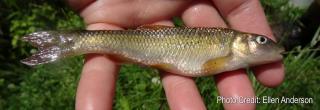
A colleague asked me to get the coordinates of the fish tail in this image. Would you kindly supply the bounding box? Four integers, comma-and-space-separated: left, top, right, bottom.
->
21, 31, 74, 66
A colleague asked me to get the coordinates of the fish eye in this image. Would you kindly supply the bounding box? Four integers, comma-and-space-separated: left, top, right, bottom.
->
256, 36, 267, 44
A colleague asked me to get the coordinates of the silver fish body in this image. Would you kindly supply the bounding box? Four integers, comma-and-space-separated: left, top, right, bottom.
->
21, 26, 284, 77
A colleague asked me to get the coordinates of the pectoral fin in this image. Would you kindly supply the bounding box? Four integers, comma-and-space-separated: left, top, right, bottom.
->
202, 55, 232, 74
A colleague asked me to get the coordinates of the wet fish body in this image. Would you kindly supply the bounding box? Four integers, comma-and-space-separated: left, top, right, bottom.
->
21, 26, 284, 77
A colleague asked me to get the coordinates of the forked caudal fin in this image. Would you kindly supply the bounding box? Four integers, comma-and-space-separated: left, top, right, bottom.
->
21, 31, 74, 66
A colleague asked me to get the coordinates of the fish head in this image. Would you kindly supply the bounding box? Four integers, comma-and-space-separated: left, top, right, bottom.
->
232, 33, 284, 65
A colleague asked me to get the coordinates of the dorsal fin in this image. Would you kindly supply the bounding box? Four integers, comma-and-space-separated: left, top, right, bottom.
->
137, 25, 173, 30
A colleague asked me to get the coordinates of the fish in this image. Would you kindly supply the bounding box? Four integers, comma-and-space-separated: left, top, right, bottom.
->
21, 25, 284, 77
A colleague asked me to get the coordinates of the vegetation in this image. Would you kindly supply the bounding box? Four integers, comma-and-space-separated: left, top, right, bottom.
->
0, 0, 319, 109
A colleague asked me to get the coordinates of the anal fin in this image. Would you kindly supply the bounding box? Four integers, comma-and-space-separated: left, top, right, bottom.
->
151, 63, 175, 71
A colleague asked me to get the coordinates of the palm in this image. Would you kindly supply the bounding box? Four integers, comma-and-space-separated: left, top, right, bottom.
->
68, 0, 285, 110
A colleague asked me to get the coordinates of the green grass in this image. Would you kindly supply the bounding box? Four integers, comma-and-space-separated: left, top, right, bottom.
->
0, 0, 319, 109
4, 57, 82, 110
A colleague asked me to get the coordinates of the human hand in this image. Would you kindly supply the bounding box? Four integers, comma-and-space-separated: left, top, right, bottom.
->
67, 0, 285, 110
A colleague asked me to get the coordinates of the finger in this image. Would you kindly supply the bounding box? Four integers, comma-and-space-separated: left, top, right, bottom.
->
212, 0, 285, 87
153, 20, 206, 110
182, 0, 226, 27
251, 61, 284, 87
75, 24, 122, 110
161, 74, 206, 110
216, 70, 256, 110
80, 0, 190, 27
182, 0, 255, 109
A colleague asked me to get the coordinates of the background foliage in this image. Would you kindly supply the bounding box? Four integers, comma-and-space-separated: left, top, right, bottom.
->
0, 0, 319, 109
